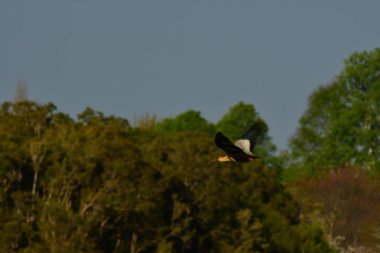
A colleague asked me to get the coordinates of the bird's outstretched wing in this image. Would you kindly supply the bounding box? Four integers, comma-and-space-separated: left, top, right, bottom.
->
215, 132, 249, 161
235, 121, 266, 155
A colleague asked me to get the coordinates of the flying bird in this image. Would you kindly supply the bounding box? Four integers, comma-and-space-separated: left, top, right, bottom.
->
214, 121, 265, 162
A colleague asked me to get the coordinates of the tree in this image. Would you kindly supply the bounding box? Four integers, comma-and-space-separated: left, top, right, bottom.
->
292, 168, 380, 252
14, 80, 28, 102
0, 101, 334, 253
133, 112, 157, 130
0, 101, 61, 252
289, 48, 380, 175
217, 101, 278, 168
217, 101, 263, 141
156, 110, 215, 134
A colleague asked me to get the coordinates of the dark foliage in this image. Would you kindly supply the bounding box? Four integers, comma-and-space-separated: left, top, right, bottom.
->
0, 101, 333, 253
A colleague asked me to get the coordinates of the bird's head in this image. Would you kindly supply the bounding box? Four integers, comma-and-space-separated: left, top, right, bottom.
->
217, 156, 236, 162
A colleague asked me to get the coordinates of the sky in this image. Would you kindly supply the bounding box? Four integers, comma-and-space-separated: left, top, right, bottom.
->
1, 1, 380, 150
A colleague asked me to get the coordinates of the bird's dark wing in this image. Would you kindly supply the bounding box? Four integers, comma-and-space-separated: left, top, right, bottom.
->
239, 121, 266, 151
215, 132, 249, 161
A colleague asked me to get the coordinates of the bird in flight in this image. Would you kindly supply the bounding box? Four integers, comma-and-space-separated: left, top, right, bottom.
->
214, 121, 265, 162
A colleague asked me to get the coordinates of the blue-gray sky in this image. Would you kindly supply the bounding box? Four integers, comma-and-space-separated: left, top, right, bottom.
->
1, 1, 380, 150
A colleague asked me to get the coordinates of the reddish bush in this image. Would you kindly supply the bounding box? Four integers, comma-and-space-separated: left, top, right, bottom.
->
293, 168, 380, 250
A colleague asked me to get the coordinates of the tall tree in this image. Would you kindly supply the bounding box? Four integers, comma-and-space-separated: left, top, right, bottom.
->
217, 101, 277, 167
292, 168, 380, 252
216, 101, 263, 141
156, 110, 215, 134
289, 48, 380, 175
14, 80, 28, 102
0, 101, 334, 253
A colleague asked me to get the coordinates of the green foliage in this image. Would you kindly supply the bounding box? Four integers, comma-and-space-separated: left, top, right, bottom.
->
216, 101, 263, 141
156, 110, 215, 134
0, 101, 333, 252
289, 48, 380, 176
217, 101, 279, 170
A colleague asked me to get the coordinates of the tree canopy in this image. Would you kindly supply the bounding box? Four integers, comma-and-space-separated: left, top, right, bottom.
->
289, 48, 380, 175
0, 100, 333, 253
7, 47, 380, 252
156, 110, 215, 134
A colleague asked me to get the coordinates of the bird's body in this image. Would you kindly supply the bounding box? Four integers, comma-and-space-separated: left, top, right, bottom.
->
214, 121, 265, 162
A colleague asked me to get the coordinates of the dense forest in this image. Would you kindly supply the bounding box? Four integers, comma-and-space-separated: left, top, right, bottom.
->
1, 49, 380, 253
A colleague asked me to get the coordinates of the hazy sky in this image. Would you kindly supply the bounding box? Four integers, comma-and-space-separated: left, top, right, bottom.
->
1, 1, 380, 150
